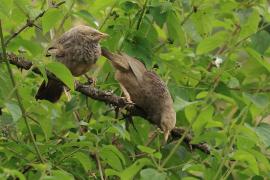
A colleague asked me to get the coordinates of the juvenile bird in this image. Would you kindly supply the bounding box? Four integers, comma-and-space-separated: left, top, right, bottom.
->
102, 49, 176, 141
35, 25, 108, 102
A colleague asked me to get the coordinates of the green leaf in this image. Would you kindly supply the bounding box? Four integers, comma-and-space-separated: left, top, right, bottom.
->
233, 150, 259, 175
254, 123, 270, 147
105, 158, 153, 180
5, 102, 22, 122
239, 9, 260, 40
73, 152, 93, 172
2, 168, 26, 180
250, 149, 270, 172
192, 130, 226, 146
167, 11, 186, 46
243, 93, 269, 108
140, 168, 167, 180
192, 106, 214, 135
119, 158, 152, 180
196, 31, 228, 55
251, 31, 270, 54
100, 145, 125, 171
0, 0, 12, 18
246, 47, 270, 72
43, 170, 74, 180
91, 0, 118, 14
46, 62, 74, 91
13, 0, 30, 17
174, 96, 198, 112
73, 10, 98, 27
137, 145, 155, 154
184, 103, 198, 123
42, 9, 62, 33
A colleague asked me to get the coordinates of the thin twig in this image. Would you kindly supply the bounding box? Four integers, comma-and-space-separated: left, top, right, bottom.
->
234, 23, 270, 48
180, 9, 194, 26
0, 20, 44, 163
99, 3, 116, 30
136, 0, 149, 30
4, 1, 65, 46
213, 106, 249, 180
222, 160, 238, 180
58, 146, 86, 163
57, 0, 75, 33
95, 153, 105, 180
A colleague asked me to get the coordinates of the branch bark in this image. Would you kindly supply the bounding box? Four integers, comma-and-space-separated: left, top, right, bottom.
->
5, 50, 210, 154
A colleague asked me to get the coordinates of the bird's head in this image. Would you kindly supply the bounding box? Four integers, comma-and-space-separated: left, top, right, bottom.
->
160, 109, 176, 142
74, 25, 108, 42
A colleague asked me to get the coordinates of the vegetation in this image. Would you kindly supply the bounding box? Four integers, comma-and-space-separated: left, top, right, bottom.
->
1, 0, 270, 179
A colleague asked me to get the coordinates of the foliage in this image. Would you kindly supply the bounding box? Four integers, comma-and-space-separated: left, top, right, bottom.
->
0, 0, 270, 179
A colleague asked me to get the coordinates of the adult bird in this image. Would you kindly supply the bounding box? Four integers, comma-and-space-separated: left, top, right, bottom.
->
102, 49, 176, 141
35, 25, 108, 102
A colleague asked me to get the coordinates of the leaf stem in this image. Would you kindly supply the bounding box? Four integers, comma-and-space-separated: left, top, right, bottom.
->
136, 0, 149, 30
95, 153, 105, 180
0, 20, 44, 163
99, 3, 117, 30
161, 129, 189, 167
213, 106, 249, 180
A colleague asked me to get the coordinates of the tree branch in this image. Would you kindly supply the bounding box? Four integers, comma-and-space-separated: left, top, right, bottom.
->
5, 50, 210, 154
4, 1, 65, 46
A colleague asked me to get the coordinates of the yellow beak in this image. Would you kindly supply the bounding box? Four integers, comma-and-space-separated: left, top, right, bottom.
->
98, 32, 109, 39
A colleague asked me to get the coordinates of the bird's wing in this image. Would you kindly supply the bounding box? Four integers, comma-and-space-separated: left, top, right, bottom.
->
102, 48, 130, 71
46, 38, 66, 58
46, 30, 72, 58
143, 71, 168, 95
122, 53, 146, 82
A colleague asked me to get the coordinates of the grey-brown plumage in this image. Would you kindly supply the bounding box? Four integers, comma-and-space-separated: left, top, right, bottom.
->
102, 49, 176, 141
36, 25, 108, 102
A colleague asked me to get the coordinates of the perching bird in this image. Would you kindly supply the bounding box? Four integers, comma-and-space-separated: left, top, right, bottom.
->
102, 49, 176, 141
35, 25, 108, 102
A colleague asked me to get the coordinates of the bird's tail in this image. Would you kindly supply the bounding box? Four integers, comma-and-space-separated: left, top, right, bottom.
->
101, 48, 115, 61
101, 48, 129, 71
35, 79, 63, 103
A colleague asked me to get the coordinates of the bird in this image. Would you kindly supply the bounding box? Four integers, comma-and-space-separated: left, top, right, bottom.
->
102, 49, 176, 141
35, 25, 108, 102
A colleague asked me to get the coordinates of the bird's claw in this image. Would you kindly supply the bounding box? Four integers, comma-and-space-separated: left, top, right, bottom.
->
84, 75, 96, 86
105, 90, 114, 96
121, 97, 134, 105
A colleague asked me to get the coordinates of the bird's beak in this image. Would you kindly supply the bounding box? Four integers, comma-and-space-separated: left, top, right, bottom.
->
97, 32, 109, 40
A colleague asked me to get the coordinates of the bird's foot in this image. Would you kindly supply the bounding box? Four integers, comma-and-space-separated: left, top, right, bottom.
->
84, 75, 96, 86
122, 113, 137, 132
104, 90, 114, 96
121, 97, 135, 105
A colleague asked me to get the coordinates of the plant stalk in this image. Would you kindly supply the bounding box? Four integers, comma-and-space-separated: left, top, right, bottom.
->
0, 20, 44, 163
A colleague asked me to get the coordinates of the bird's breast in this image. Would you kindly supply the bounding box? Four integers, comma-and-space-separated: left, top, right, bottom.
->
60, 41, 101, 76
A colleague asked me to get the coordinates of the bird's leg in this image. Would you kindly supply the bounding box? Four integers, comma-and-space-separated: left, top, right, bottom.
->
122, 112, 137, 132
119, 83, 133, 104
84, 74, 96, 87
117, 83, 137, 131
